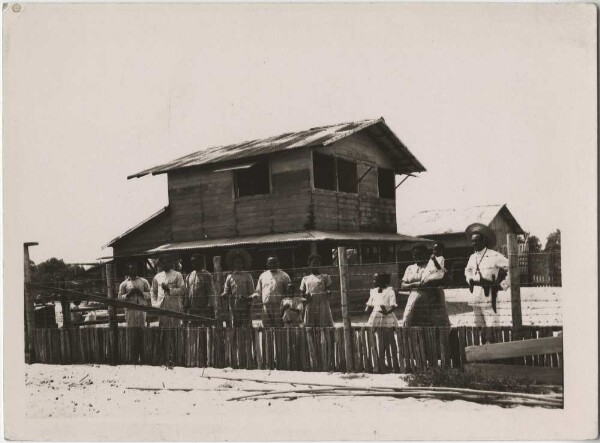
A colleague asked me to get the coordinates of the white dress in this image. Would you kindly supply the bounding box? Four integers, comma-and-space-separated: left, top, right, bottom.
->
366, 287, 399, 327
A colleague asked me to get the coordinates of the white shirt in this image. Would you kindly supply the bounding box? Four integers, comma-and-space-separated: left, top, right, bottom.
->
465, 248, 510, 306
366, 287, 397, 313
422, 256, 446, 283
254, 270, 291, 304
151, 269, 186, 308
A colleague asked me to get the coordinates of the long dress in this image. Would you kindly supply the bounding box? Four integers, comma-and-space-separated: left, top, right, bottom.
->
151, 270, 186, 328
401, 264, 450, 327
301, 273, 333, 327
366, 287, 399, 327
223, 271, 255, 327
118, 277, 151, 327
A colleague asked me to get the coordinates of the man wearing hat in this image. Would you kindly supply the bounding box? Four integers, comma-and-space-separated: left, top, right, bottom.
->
151, 255, 186, 328
464, 223, 510, 327
185, 254, 216, 326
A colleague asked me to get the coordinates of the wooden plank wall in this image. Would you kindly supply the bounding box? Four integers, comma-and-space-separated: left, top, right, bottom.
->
32, 326, 562, 376
168, 150, 312, 241
112, 210, 172, 257
312, 132, 397, 233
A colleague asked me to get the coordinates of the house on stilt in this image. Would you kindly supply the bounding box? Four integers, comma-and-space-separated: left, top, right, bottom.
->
103, 117, 432, 286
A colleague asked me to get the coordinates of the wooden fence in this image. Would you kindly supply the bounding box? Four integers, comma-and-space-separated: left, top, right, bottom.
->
31, 325, 562, 376
464, 334, 563, 384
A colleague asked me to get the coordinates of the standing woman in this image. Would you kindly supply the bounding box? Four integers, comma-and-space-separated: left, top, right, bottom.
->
301, 254, 333, 327
401, 244, 450, 327
365, 273, 399, 327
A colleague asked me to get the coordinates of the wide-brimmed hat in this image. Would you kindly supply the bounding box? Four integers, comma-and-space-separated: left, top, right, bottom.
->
225, 249, 252, 270
465, 223, 497, 249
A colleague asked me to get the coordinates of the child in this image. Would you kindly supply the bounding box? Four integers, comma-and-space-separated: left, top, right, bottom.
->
365, 273, 399, 327
422, 243, 446, 286
281, 283, 307, 328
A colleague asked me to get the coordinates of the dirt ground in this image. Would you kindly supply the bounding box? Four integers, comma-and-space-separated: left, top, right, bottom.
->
24, 363, 563, 440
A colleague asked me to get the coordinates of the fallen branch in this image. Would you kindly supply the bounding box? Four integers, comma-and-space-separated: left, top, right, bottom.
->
204, 374, 562, 403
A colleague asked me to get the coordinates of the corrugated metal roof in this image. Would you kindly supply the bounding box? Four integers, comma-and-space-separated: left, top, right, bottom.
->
146, 230, 433, 254
396, 204, 525, 236
128, 117, 426, 179
102, 206, 169, 248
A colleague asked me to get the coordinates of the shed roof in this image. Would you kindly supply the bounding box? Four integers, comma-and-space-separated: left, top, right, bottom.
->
143, 230, 433, 255
396, 204, 525, 237
128, 117, 426, 179
102, 206, 169, 248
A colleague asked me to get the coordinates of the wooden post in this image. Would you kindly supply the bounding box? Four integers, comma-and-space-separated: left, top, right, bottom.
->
507, 234, 523, 332
213, 256, 223, 329
338, 246, 354, 372
24, 242, 38, 363
106, 262, 119, 364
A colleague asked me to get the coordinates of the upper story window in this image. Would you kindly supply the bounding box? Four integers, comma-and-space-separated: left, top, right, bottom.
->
313, 153, 337, 191
378, 168, 396, 199
313, 152, 358, 194
234, 159, 271, 198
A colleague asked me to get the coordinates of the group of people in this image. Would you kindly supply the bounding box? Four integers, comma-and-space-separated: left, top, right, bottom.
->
116, 222, 510, 329
117, 252, 337, 329
362, 222, 511, 328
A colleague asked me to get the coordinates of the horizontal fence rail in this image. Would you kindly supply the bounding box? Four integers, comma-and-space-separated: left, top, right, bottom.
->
32, 325, 562, 375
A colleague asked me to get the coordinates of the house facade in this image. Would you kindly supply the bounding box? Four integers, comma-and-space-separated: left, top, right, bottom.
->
104, 117, 431, 280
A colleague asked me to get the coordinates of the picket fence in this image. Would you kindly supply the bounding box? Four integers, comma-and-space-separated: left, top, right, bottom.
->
32, 325, 562, 374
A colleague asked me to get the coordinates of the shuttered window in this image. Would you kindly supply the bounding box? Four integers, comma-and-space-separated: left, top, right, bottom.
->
337, 158, 358, 193
313, 153, 337, 191
378, 168, 395, 199
234, 159, 271, 197
313, 152, 358, 194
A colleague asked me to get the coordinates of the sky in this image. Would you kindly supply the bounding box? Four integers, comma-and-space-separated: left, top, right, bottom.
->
3, 3, 596, 264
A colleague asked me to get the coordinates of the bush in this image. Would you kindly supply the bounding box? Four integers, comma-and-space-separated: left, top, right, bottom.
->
407, 367, 561, 395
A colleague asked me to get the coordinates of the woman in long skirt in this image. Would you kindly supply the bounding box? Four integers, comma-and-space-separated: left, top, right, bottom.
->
301, 254, 333, 327
401, 244, 450, 327
365, 273, 399, 327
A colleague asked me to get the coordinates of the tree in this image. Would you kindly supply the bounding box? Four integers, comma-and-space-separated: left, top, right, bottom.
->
526, 235, 542, 253
544, 229, 561, 253
32, 258, 86, 284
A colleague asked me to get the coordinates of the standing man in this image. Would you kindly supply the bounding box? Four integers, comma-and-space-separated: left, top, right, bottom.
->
222, 252, 255, 327
253, 256, 290, 328
185, 254, 215, 326
464, 223, 510, 327
151, 255, 186, 328
118, 262, 151, 327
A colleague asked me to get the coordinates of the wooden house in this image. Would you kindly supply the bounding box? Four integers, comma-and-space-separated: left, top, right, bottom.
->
396, 204, 525, 285
104, 117, 431, 279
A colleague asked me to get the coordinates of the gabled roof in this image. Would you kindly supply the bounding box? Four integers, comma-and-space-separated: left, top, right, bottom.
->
102, 206, 169, 249
396, 204, 525, 237
128, 117, 426, 179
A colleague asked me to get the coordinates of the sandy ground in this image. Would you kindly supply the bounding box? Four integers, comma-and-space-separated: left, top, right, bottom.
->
23, 363, 563, 440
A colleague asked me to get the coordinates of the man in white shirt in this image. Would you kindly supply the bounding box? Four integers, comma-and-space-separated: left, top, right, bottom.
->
464, 223, 510, 327
151, 256, 186, 328
253, 256, 290, 328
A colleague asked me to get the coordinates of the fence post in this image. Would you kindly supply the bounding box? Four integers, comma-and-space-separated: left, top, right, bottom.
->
507, 234, 523, 332
213, 256, 223, 329
338, 246, 354, 372
106, 262, 119, 364
24, 242, 38, 364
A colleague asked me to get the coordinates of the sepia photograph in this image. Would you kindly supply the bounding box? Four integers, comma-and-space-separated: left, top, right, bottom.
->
3, 2, 597, 440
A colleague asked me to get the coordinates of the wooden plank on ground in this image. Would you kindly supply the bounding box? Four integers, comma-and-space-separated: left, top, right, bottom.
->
465, 336, 563, 363
464, 363, 563, 384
